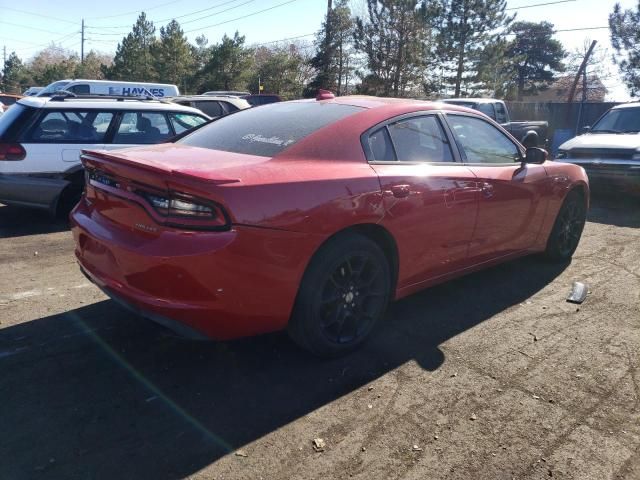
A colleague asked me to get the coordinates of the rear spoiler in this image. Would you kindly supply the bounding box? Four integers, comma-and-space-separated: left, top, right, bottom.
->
81, 149, 240, 185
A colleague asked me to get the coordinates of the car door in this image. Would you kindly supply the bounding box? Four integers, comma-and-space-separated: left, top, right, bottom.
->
366, 112, 480, 289
444, 113, 549, 263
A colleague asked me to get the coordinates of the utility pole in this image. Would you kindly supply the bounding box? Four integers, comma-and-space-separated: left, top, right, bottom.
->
567, 40, 597, 134
2, 46, 6, 92
81, 19, 85, 64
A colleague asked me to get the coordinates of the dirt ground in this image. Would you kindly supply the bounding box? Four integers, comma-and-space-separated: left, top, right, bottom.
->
1, 194, 639, 480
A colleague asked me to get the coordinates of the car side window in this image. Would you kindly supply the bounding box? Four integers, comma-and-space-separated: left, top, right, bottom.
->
194, 101, 223, 117
447, 114, 520, 164
68, 84, 90, 95
113, 112, 172, 144
221, 101, 239, 113
476, 103, 496, 120
368, 127, 396, 161
27, 110, 114, 143
387, 115, 454, 162
495, 103, 508, 124
169, 113, 207, 135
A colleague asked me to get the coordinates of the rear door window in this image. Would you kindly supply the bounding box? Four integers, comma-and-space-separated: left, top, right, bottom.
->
169, 113, 207, 135
194, 101, 223, 117
180, 102, 363, 157
113, 112, 172, 144
26, 110, 114, 143
387, 115, 454, 162
494, 103, 508, 123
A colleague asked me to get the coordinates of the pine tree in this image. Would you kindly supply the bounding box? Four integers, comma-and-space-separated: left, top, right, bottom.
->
306, 0, 354, 96
153, 20, 194, 90
354, 0, 433, 97
609, 2, 640, 96
107, 12, 157, 81
2, 52, 30, 93
435, 0, 513, 97
200, 32, 252, 91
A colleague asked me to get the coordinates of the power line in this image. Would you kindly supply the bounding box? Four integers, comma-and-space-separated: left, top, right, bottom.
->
506, 0, 576, 10
0, 6, 79, 25
0, 20, 74, 36
85, 0, 184, 20
183, 0, 300, 34
86, 0, 257, 31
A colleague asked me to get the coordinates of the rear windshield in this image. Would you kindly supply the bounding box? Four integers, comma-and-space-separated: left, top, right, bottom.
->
0, 104, 32, 139
179, 102, 363, 156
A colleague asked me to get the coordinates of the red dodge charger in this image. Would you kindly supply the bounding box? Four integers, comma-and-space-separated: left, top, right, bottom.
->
71, 95, 589, 356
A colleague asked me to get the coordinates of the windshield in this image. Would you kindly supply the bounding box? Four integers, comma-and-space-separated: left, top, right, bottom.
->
179, 101, 363, 157
592, 107, 640, 133
38, 80, 71, 97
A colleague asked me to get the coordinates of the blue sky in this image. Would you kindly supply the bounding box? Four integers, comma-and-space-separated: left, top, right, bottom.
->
0, 0, 637, 99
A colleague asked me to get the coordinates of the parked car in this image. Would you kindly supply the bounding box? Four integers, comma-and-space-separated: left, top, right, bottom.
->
441, 98, 548, 148
242, 94, 282, 107
0, 95, 208, 215
23, 87, 44, 96
166, 95, 250, 119
0, 94, 22, 114
202, 90, 250, 97
71, 95, 588, 356
556, 102, 640, 194
38, 79, 180, 98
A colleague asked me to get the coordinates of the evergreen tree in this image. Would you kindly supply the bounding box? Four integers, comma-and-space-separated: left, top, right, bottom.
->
107, 12, 157, 81
609, 1, 640, 96
306, 0, 354, 96
435, 0, 513, 97
153, 20, 194, 90
2, 52, 30, 93
354, 0, 433, 97
200, 32, 252, 91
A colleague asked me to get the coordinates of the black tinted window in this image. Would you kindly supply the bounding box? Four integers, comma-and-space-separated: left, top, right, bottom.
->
69, 84, 90, 94
194, 101, 223, 117
0, 104, 33, 140
388, 115, 454, 162
0, 96, 17, 106
180, 102, 363, 157
368, 127, 395, 161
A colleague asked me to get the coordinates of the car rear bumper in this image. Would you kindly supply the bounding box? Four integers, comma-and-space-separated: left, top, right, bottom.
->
557, 160, 640, 194
70, 198, 323, 340
0, 173, 68, 211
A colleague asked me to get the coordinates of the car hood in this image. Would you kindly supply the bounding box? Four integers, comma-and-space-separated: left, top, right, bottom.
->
559, 133, 640, 151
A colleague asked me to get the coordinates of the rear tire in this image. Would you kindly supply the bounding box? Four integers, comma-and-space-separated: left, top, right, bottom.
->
288, 234, 391, 357
544, 190, 586, 262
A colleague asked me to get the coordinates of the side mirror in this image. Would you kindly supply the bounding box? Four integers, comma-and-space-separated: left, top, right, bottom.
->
582, 126, 591, 134
523, 147, 547, 165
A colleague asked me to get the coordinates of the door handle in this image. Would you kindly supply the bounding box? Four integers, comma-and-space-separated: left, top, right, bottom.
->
480, 182, 494, 198
390, 184, 411, 198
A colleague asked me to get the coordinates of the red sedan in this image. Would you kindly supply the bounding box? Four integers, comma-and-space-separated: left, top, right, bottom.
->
71, 95, 589, 356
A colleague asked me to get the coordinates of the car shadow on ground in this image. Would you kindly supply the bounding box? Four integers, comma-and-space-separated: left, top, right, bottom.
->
588, 192, 640, 228
0, 204, 68, 238
0, 255, 567, 480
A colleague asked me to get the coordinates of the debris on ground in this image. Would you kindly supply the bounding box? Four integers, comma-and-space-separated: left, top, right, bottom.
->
312, 438, 326, 452
566, 281, 588, 304
470, 413, 477, 421
412, 445, 423, 452
234, 449, 248, 458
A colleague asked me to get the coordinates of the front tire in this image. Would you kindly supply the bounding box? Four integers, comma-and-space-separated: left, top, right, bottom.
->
288, 234, 391, 357
544, 190, 586, 261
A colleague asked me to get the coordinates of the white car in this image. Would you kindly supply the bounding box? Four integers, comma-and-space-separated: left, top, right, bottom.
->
556, 102, 640, 194
37, 79, 180, 98
0, 96, 209, 215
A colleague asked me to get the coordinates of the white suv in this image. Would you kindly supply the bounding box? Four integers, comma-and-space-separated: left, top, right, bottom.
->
0, 96, 209, 215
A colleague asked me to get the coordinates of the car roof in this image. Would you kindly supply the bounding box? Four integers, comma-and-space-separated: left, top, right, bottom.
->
611, 102, 640, 110
16, 96, 208, 114
298, 95, 478, 114
166, 95, 251, 107
441, 98, 497, 104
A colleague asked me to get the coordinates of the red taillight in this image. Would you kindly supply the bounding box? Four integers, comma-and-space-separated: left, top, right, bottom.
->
137, 189, 230, 229
0, 143, 26, 161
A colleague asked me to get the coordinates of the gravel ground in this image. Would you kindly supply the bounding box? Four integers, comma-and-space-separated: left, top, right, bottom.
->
0, 195, 639, 480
